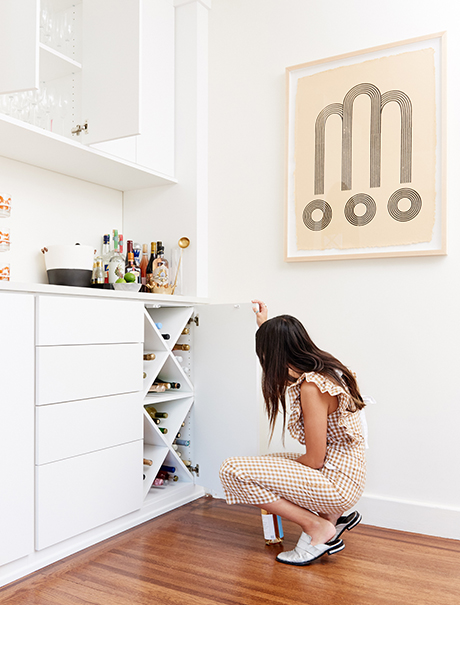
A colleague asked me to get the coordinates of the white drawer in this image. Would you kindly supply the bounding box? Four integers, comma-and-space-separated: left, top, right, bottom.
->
35, 440, 143, 550
36, 343, 142, 405
36, 295, 144, 345
36, 392, 143, 465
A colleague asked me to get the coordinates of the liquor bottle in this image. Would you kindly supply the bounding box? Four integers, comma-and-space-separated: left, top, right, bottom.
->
174, 438, 190, 446
125, 240, 134, 273
143, 353, 156, 360
125, 251, 140, 282
261, 509, 284, 545
133, 242, 142, 269
173, 343, 190, 351
101, 234, 111, 283
145, 242, 157, 287
151, 241, 170, 290
108, 231, 125, 284
94, 259, 104, 285
140, 243, 149, 291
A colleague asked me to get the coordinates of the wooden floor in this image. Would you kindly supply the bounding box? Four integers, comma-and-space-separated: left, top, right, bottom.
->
1, 497, 459, 605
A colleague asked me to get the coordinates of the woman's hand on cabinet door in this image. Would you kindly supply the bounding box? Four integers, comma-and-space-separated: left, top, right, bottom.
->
251, 300, 268, 327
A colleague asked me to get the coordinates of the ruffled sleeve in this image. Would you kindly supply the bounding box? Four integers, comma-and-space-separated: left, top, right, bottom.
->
287, 371, 361, 444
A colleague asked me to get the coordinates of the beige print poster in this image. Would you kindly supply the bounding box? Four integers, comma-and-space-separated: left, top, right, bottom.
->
294, 48, 436, 251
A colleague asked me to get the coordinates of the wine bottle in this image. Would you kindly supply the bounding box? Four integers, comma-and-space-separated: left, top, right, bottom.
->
161, 465, 175, 473
173, 344, 190, 351
182, 459, 192, 467
151, 478, 164, 487
261, 509, 284, 545
145, 406, 168, 418
145, 242, 157, 287
161, 334, 170, 340
148, 384, 167, 393
158, 471, 179, 482
143, 353, 156, 360
140, 244, 149, 291
156, 380, 180, 390
181, 328, 190, 335
174, 438, 190, 446
125, 240, 134, 273
143, 458, 153, 466
158, 427, 168, 434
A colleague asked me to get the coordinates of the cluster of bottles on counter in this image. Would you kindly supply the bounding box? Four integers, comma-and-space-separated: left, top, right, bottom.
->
91, 230, 170, 292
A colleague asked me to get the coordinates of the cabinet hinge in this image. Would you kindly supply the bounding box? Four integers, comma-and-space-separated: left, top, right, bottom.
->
188, 315, 199, 327
71, 121, 88, 136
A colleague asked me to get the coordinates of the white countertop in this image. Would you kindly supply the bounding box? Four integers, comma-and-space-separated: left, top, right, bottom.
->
0, 281, 209, 306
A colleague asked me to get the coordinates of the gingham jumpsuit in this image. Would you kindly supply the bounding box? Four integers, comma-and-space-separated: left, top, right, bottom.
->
219, 372, 366, 514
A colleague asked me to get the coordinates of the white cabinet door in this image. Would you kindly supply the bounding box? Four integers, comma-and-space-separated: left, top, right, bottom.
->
36, 342, 143, 405
36, 295, 144, 345
0, 292, 35, 567
0, 0, 39, 95
193, 303, 260, 498
36, 439, 143, 550
81, 0, 141, 144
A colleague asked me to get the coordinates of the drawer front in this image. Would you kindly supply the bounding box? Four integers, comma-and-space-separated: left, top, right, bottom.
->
35, 440, 143, 550
36, 295, 144, 345
36, 343, 142, 405
36, 392, 143, 465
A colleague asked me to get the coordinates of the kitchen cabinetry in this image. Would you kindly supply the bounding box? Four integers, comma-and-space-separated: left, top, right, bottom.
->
35, 295, 144, 549
0, 292, 35, 567
0, 287, 260, 587
0, 0, 175, 190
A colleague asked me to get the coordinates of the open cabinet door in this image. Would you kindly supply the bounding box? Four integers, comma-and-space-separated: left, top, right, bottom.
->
192, 303, 260, 498
81, 0, 141, 144
0, 0, 39, 94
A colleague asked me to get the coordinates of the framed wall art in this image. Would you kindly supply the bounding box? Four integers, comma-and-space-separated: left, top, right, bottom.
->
285, 33, 446, 262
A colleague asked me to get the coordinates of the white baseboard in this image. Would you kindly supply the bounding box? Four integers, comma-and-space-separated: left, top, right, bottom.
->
356, 493, 460, 541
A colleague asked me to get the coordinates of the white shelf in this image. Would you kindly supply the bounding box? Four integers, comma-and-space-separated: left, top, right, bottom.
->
0, 113, 177, 190
39, 43, 81, 82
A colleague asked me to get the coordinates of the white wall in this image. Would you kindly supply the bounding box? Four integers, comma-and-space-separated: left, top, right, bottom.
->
208, 0, 460, 538
1, 156, 122, 284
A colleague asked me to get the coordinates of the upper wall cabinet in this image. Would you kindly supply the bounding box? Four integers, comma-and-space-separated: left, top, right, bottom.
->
0, 0, 176, 190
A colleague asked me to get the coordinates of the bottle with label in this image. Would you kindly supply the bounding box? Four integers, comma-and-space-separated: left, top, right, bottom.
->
108, 230, 125, 284
145, 241, 157, 289
125, 251, 140, 283
140, 243, 149, 291
152, 241, 170, 291
261, 509, 284, 545
94, 259, 104, 286
101, 234, 111, 283
125, 240, 134, 273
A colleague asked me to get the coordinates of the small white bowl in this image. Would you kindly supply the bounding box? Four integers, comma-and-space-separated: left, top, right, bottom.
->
113, 283, 142, 292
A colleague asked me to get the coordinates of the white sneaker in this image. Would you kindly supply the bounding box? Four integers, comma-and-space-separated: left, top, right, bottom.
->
276, 532, 345, 566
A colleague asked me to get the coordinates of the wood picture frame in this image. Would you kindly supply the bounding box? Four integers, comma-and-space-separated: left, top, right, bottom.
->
285, 33, 447, 262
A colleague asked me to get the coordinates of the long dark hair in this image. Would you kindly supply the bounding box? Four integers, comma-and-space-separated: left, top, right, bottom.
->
255, 315, 365, 442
